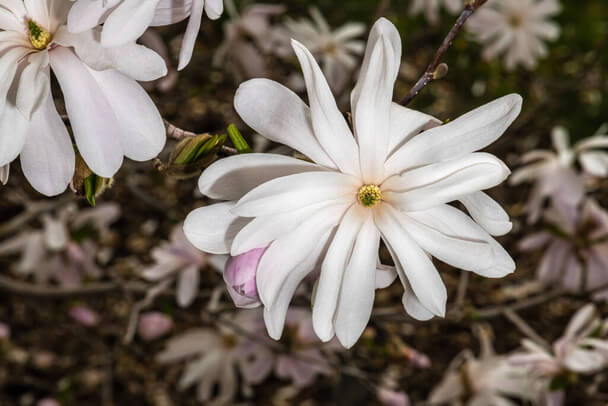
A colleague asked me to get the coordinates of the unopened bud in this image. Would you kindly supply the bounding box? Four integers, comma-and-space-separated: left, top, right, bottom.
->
70, 154, 112, 207
137, 312, 173, 341
159, 133, 227, 179
224, 248, 266, 308
433, 63, 449, 80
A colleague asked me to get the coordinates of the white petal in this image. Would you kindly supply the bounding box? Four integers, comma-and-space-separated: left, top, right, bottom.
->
49, 46, 123, 177
0, 164, 8, 185
183, 202, 250, 254
388, 102, 440, 154
204, 0, 223, 19
199, 153, 323, 200
101, 0, 162, 47
256, 204, 348, 309
0, 102, 29, 167
383, 153, 510, 211
20, 94, 74, 196
375, 265, 398, 289
67, 0, 120, 33
263, 229, 332, 340
233, 79, 336, 168
334, 212, 380, 348
87, 68, 165, 161
400, 211, 494, 271
291, 39, 361, 177
375, 205, 447, 317
0, 47, 32, 115
177, 265, 200, 307
151, 0, 193, 25
385, 94, 522, 175
233, 171, 358, 218
580, 151, 608, 177
53, 26, 168, 82
16, 52, 49, 119
352, 33, 396, 183
177, 0, 203, 70
24, 0, 49, 29
312, 204, 365, 341
460, 191, 512, 236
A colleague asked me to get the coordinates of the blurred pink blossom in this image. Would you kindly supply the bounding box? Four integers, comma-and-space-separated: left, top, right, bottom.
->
223, 248, 265, 308
0, 322, 10, 340
378, 388, 410, 406
69, 305, 100, 327
519, 199, 608, 298
138, 312, 174, 341
509, 304, 608, 405
36, 399, 60, 406
510, 126, 608, 223
142, 224, 227, 307
409, 0, 460, 25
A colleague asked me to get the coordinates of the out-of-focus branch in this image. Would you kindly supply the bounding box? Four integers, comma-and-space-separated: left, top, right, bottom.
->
399, 0, 487, 106
0, 195, 72, 238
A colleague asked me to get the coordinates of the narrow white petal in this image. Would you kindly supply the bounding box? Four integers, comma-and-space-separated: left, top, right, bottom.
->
199, 153, 323, 201
385, 94, 522, 175
292, 39, 361, 177
383, 153, 510, 211
233, 79, 336, 168
67, 0, 119, 33
334, 212, 380, 348
16, 52, 49, 119
151, 0, 193, 25
460, 191, 512, 236
183, 202, 250, 254
388, 102, 440, 155
20, 94, 74, 196
233, 171, 358, 218
177, 265, 199, 307
177, 0, 203, 70
312, 205, 365, 341
375, 205, 447, 317
49, 46, 123, 177
101, 0, 162, 47
0, 102, 29, 167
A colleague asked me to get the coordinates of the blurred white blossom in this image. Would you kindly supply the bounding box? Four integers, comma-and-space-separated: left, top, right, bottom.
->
429, 326, 542, 405
285, 7, 365, 91
185, 18, 520, 348
0, 0, 167, 196
409, 0, 461, 25
142, 224, 227, 307
510, 126, 608, 223
68, 0, 224, 70
519, 199, 608, 300
509, 304, 608, 404
0, 164, 8, 185
467, 0, 561, 70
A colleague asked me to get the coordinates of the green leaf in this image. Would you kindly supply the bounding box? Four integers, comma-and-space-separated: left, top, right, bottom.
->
227, 124, 252, 154
84, 174, 97, 207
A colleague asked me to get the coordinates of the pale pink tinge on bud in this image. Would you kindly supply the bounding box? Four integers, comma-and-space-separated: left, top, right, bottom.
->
137, 312, 173, 341
69, 306, 100, 327
37, 399, 61, 406
223, 248, 266, 309
0, 322, 10, 340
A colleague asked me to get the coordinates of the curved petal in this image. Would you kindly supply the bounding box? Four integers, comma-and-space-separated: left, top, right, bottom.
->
49, 46, 123, 177
151, 0, 193, 25
376, 264, 398, 289
87, 68, 165, 161
177, 264, 199, 307
256, 204, 348, 309
383, 153, 510, 211
385, 94, 522, 175
233, 171, 359, 218
375, 205, 447, 317
199, 153, 323, 201
204, 0, 223, 19
20, 94, 74, 196
101, 0, 162, 47
177, 0, 203, 70
334, 211, 380, 348
183, 202, 250, 254
16, 52, 50, 120
460, 191, 512, 236
291, 39, 360, 177
0, 102, 29, 166
388, 102, 440, 154
67, 0, 120, 33
233, 79, 336, 168
313, 204, 365, 341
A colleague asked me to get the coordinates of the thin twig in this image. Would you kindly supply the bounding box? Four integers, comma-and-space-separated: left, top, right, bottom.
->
454, 271, 470, 311
503, 308, 550, 348
0, 196, 73, 238
399, 0, 487, 106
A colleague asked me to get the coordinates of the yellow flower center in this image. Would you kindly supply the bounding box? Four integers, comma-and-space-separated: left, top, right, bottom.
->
357, 184, 382, 208
27, 20, 51, 50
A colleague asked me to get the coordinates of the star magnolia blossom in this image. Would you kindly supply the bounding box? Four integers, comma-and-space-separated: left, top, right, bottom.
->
68, 0, 223, 70
0, 0, 167, 196
184, 18, 521, 348
409, 0, 461, 25
467, 0, 561, 70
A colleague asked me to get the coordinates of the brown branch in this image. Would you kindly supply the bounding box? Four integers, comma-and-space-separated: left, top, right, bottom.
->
399, 0, 487, 106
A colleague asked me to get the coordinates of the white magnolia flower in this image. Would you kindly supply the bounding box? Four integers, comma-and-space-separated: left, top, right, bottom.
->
467, 0, 561, 70
409, 0, 461, 25
510, 126, 608, 223
184, 18, 520, 348
68, 0, 224, 70
0, 0, 167, 196
285, 7, 365, 91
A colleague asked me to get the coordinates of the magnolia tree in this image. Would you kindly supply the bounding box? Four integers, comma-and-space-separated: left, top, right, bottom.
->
0, 0, 607, 405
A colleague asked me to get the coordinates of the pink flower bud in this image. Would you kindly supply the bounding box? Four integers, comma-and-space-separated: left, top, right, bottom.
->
69, 306, 99, 327
0, 322, 9, 340
137, 312, 173, 341
224, 248, 266, 308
